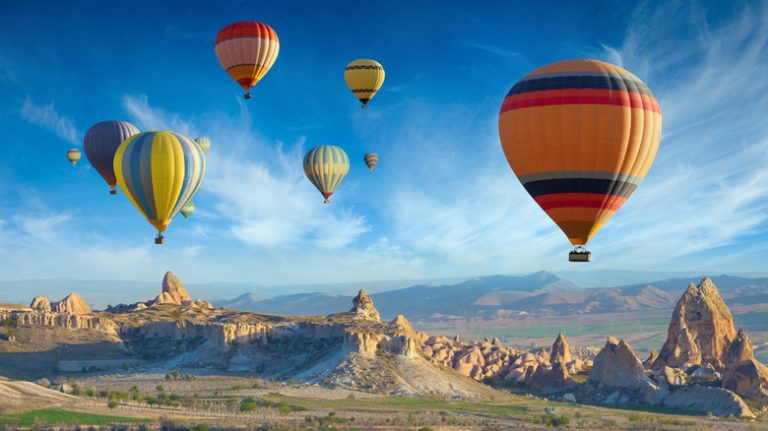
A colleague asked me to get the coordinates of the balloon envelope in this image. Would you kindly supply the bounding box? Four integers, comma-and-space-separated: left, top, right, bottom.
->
344, 59, 385, 107
67, 148, 81, 166
180, 200, 196, 219
498, 59, 662, 246
303, 145, 350, 203
363, 152, 379, 171
113, 131, 205, 242
215, 21, 279, 97
84, 121, 140, 194
195, 136, 211, 154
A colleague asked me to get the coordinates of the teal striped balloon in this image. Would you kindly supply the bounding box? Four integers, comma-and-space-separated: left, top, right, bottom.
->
303, 145, 349, 203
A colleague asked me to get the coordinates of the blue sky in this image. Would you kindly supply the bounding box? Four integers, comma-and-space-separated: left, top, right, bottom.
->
1, 0, 767, 289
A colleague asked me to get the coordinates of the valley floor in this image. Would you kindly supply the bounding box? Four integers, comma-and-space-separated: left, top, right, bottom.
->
416, 309, 768, 362
2, 373, 766, 430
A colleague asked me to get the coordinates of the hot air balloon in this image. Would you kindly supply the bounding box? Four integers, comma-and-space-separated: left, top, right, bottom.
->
66, 148, 81, 166
215, 21, 279, 99
498, 59, 662, 262
195, 136, 211, 154
180, 200, 196, 219
363, 152, 379, 171
113, 131, 205, 244
344, 59, 385, 108
84, 121, 140, 194
303, 145, 349, 204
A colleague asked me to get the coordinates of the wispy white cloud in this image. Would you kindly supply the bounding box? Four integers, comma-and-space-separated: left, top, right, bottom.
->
591, 1, 768, 267
122, 94, 370, 251
0, 54, 16, 82
20, 96, 80, 145
121, 94, 196, 136
464, 41, 526, 59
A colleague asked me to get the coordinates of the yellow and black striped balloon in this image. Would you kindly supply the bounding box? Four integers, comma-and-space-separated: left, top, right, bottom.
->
344, 59, 385, 108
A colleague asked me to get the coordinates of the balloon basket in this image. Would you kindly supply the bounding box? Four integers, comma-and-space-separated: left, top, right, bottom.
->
155, 235, 165, 245
569, 248, 591, 262
110, 190, 117, 195
244, 92, 252, 99
361, 105, 368, 109
323, 199, 331, 204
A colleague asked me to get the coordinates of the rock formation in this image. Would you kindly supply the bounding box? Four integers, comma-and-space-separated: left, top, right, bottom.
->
550, 332, 571, 364
724, 329, 753, 368
652, 277, 736, 371
191, 299, 213, 310
642, 349, 658, 369
29, 295, 51, 312
52, 293, 91, 314
153, 271, 192, 306
588, 337, 647, 389
662, 385, 754, 418
349, 289, 381, 322
721, 330, 768, 400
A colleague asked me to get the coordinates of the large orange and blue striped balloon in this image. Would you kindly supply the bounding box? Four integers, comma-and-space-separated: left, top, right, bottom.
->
303, 145, 349, 204
499, 59, 662, 249
113, 131, 205, 244
215, 21, 279, 99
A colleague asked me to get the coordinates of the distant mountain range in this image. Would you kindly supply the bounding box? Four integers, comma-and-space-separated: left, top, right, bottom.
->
215, 272, 768, 321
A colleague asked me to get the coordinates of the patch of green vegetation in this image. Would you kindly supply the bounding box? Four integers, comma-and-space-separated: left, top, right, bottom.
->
259, 393, 528, 418
529, 414, 569, 427
0, 409, 147, 426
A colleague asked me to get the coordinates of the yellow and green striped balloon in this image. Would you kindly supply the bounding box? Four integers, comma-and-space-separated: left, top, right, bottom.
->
303, 145, 349, 204
113, 131, 205, 244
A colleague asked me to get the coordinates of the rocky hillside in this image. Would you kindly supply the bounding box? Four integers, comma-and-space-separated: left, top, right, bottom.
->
0, 275, 499, 400
1, 274, 766, 418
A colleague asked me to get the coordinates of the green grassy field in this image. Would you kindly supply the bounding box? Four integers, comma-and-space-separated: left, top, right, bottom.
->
259, 393, 529, 418
0, 409, 148, 427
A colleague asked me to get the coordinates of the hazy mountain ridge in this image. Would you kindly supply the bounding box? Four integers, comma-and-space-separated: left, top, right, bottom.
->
215, 272, 768, 320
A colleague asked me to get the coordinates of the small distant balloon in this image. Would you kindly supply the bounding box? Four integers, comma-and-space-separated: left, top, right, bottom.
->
344, 59, 385, 108
84, 121, 140, 194
66, 148, 81, 166
113, 131, 205, 244
180, 200, 196, 219
363, 152, 379, 171
303, 145, 349, 204
215, 21, 279, 99
195, 136, 212, 154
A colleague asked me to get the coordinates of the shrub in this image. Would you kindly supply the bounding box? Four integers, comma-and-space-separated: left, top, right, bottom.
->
240, 397, 258, 412
107, 399, 118, 409
192, 424, 209, 431
532, 414, 570, 427
225, 397, 238, 409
